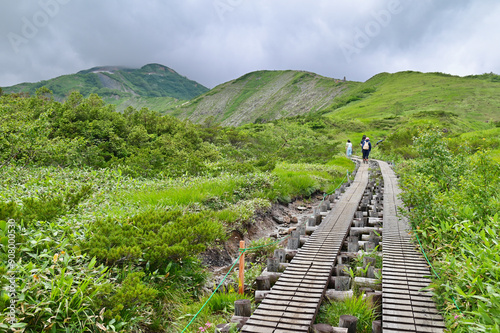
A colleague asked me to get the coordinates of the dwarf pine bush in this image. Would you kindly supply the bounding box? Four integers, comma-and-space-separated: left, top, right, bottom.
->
85, 208, 226, 269
98, 271, 159, 322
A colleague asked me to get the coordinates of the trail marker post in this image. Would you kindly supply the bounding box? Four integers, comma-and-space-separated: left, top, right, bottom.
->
239, 240, 245, 294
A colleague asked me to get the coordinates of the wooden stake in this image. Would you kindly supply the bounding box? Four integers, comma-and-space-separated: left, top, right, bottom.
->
239, 240, 245, 294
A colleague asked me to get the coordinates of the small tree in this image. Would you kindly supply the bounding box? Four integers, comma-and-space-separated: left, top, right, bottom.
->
35, 86, 53, 100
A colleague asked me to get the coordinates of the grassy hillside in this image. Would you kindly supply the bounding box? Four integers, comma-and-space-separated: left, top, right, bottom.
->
162, 70, 500, 131
105, 95, 186, 111
165, 70, 358, 126
314, 71, 500, 157
2, 63, 208, 110
322, 71, 500, 129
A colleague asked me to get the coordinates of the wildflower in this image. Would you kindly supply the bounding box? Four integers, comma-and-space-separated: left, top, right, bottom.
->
205, 322, 212, 328
61, 251, 66, 255
198, 327, 205, 332
454, 315, 459, 319
33, 274, 40, 281
53, 253, 59, 263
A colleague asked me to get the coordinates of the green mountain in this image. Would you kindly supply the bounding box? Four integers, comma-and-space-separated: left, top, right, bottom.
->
162, 70, 500, 129
3, 66, 499, 131
164, 70, 356, 126
2, 63, 208, 110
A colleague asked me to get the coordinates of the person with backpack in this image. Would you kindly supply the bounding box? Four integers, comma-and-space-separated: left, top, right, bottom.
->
360, 135, 366, 148
362, 137, 371, 164
359, 135, 366, 157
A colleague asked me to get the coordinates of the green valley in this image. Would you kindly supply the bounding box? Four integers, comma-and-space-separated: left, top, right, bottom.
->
0, 67, 499, 332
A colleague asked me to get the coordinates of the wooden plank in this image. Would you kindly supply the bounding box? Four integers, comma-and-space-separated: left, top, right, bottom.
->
264, 294, 322, 303
244, 319, 278, 328
384, 315, 415, 324
258, 304, 317, 314
414, 318, 446, 328
252, 311, 314, 322
273, 281, 326, 289
276, 275, 325, 284
415, 326, 444, 333
276, 322, 310, 331
241, 324, 276, 332
384, 276, 432, 284
383, 298, 412, 306
383, 322, 416, 331
383, 292, 411, 299
271, 285, 325, 293
382, 308, 418, 318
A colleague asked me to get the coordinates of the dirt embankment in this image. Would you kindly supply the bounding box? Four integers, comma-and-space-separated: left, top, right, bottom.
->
200, 193, 327, 271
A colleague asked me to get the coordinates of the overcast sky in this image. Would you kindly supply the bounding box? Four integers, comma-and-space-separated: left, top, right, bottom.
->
1, 0, 500, 88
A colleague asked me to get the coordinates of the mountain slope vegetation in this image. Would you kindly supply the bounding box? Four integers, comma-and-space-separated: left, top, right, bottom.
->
2, 63, 208, 110
322, 71, 500, 130
165, 70, 356, 126
161, 70, 500, 130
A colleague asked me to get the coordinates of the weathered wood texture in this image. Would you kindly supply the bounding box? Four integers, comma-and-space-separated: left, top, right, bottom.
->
379, 160, 446, 333
240, 162, 370, 332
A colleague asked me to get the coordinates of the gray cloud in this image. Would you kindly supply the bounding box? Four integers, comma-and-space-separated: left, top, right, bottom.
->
1, 0, 499, 89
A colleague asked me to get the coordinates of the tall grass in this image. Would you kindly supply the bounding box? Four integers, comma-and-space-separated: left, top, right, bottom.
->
269, 160, 353, 202
123, 175, 245, 207
170, 292, 247, 333
118, 160, 355, 209
316, 296, 376, 333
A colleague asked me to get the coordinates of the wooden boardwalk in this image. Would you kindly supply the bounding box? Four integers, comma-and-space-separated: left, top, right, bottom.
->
240, 160, 447, 332
240, 162, 370, 332
379, 160, 446, 332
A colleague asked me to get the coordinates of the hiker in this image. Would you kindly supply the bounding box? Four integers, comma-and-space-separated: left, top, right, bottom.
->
362, 137, 371, 164
346, 140, 352, 158
360, 135, 366, 150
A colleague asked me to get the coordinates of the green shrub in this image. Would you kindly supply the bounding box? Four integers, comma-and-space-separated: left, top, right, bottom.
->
21, 193, 66, 224
246, 237, 280, 259
0, 92, 220, 177
102, 271, 158, 322
398, 131, 500, 332
0, 253, 111, 333
84, 208, 226, 269
20, 185, 92, 225
0, 201, 20, 221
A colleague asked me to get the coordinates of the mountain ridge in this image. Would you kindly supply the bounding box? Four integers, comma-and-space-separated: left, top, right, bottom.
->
2, 63, 208, 109
3, 66, 500, 129
164, 70, 356, 126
